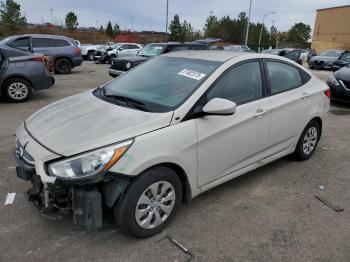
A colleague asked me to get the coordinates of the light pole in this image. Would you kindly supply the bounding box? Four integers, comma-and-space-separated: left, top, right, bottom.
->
244, 0, 252, 46
165, 0, 169, 41
258, 11, 275, 52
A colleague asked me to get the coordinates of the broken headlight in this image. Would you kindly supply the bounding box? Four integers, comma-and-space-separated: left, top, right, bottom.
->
48, 140, 132, 179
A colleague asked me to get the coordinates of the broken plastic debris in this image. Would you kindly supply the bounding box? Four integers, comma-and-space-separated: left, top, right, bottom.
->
318, 185, 325, 190
5, 193, 16, 205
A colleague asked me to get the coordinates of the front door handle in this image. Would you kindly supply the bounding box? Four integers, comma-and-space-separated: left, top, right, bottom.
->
302, 92, 311, 99
253, 109, 267, 118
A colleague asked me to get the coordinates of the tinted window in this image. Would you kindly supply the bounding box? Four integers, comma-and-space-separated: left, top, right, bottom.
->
266, 61, 303, 95
33, 38, 54, 48
189, 45, 207, 50
166, 46, 189, 52
284, 50, 301, 60
206, 61, 263, 105
128, 44, 139, 49
54, 39, 71, 47
9, 37, 30, 49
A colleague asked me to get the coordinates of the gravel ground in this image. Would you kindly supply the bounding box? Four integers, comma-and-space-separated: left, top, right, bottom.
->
0, 61, 349, 262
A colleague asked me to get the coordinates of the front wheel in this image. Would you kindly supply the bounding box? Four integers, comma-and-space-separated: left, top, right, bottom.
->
293, 120, 321, 161
114, 166, 182, 238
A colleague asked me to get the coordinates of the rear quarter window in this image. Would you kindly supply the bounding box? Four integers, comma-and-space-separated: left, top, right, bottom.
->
266, 61, 303, 95
53, 39, 71, 47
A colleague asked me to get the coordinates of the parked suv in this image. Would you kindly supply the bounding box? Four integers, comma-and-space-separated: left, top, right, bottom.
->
108, 42, 208, 77
0, 34, 83, 74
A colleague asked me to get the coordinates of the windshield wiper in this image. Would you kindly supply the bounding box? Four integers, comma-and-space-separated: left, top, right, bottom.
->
103, 93, 149, 112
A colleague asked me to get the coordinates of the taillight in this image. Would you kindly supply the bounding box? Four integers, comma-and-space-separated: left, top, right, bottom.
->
75, 48, 81, 56
325, 89, 331, 98
31, 56, 44, 62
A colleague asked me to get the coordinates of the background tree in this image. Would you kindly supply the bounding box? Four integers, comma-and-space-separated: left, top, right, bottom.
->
113, 23, 121, 36
65, 11, 78, 30
99, 25, 104, 33
168, 15, 183, 41
0, 0, 26, 33
287, 22, 311, 43
203, 15, 219, 38
106, 21, 113, 37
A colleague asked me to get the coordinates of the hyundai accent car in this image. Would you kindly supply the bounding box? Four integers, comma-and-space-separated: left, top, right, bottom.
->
15, 51, 330, 238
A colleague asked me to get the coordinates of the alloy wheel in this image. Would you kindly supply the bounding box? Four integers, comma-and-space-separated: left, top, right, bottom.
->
135, 181, 176, 230
8, 82, 29, 100
303, 126, 318, 155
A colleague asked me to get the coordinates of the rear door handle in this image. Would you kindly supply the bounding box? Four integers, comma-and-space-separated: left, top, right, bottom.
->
253, 109, 267, 118
302, 92, 311, 99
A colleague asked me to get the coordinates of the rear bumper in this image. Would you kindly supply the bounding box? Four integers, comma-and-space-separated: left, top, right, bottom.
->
32, 75, 55, 91
73, 57, 83, 67
108, 68, 125, 78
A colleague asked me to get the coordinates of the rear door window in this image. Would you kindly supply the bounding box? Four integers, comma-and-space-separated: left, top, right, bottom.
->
266, 61, 303, 95
33, 38, 54, 48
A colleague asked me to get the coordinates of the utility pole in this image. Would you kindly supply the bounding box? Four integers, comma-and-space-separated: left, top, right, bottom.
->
50, 8, 54, 25
166, 0, 169, 41
245, 0, 252, 46
258, 11, 275, 52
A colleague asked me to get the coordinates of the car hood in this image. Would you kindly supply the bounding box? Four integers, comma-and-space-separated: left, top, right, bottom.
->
25, 91, 174, 156
334, 67, 350, 81
124, 55, 150, 63
312, 56, 336, 62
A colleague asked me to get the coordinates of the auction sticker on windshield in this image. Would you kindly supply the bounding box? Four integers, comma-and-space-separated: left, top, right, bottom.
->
178, 69, 206, 80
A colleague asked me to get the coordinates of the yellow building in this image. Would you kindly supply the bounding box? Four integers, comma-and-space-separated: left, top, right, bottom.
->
311, 5, 350, 53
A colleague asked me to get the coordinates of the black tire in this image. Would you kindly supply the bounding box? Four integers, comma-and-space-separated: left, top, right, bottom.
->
114, 166, 182, 238
55, 58, 72, 74
108, 55, 116, 64
88, 51, 95, 61
3, 78, 32, 102
293, 120, 321, 161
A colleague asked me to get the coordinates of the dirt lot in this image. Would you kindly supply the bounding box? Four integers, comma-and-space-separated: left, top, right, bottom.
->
1, 62, 350, 262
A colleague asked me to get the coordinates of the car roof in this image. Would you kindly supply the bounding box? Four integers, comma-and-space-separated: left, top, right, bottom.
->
148, 42, 207, 47
8, 34, 73, 40
163, 50, 247, 62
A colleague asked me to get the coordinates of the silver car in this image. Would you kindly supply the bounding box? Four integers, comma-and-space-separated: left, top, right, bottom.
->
15, 51, 329, 237
0, 45, 54, 102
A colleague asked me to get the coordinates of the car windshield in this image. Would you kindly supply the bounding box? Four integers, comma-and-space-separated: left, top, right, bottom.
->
97, 56, 222, 112
0, 37, 12, 45
111, 44, 121, 49
320, 50, 343, 58
137, 44, 165, 57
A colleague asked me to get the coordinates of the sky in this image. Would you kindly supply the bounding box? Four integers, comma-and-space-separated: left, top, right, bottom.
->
16, 0, 350, 33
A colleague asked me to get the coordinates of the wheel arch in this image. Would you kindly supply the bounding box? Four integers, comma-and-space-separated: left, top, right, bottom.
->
1, 75, 33, 96
133, 162, 192, 204
310, 116, 323, 139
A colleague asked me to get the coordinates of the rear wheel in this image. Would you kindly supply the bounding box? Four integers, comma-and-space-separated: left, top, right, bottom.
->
293, 120, 321, 161
55, 58, 72, 74
3, 78, 32, 102
114, 166, 182, 238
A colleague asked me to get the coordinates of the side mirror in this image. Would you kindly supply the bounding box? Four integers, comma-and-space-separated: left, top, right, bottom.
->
106, 47, 112, 51
202, 98, 237, 116
118, 47, 124, 51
